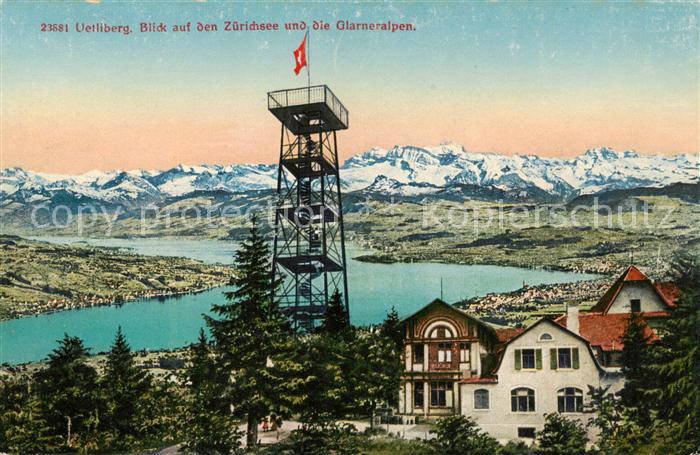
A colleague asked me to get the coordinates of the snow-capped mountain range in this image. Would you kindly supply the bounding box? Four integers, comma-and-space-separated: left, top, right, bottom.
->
1, 145, 697, 207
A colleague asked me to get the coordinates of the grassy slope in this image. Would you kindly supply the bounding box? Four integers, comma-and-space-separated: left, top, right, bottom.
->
0, 235, 232, 320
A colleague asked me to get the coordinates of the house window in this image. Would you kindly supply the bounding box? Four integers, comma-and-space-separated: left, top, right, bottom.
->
630, 299, 641, 313
459, 342, 469, 362
438, 342, 452, 363
539, 333, 553, 341
413, 382, 424, 408
518, 427, 536, 439
413, 344, 424, 364
511, 388, 535, 412
474, 389, 490, 410
430, 381, 449, 407
515, 349, 542, 370
557, 387, 583, 413
558, 348, 572, 369
550, 347, 580, 369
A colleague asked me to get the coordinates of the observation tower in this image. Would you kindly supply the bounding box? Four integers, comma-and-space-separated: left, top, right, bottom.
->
267, 85, 350, 330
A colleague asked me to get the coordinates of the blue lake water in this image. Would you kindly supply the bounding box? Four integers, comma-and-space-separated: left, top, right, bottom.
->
1, 237, 597, 364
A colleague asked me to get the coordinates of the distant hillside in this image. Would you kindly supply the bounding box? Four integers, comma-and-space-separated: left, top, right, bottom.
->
567, 182, 700, 208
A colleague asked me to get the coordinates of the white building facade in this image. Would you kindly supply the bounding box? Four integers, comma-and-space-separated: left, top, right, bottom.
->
459, 318, 607, 442
397, 265, 677, 443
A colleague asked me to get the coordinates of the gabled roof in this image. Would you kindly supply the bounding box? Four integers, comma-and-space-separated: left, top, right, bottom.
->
495, 327, 524, 344
401, 298, 500, 346
554, 312, 658, 352
400, 298, 454, 323
590, 265, 677, 313
491, 318, 606, 375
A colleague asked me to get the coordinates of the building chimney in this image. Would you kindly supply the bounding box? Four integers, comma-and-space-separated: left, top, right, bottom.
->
566, 302, 580, 335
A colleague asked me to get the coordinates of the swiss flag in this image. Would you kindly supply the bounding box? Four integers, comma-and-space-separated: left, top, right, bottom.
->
293, 34, 307, 75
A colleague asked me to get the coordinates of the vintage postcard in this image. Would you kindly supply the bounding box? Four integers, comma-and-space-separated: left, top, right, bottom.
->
0, 1, 698, 454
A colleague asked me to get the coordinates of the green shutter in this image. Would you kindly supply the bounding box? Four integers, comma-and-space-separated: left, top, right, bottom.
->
573, 348, 580, 369
514, 349, 521, 370
535, 349, 542, 370
550, 348, 558, 370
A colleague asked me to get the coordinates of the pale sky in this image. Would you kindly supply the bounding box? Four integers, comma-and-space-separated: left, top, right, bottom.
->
1, 2, 698, 173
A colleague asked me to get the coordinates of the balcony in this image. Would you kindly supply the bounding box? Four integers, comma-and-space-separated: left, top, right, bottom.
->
268, 85, 349, 135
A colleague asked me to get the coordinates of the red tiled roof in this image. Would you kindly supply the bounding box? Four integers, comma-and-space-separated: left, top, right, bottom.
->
495, 327, 524, 343
655, 282, 681, 307
555, 312, 658, 352
623, 265, 649, 281
590, 265, 677, 313
460, 377, 498, 384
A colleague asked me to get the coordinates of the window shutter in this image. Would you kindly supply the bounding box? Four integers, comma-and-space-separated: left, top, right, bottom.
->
514, 349, 521, 370
572, 348, 580, 369
535, 349, 542, 370
550, 348, 558, 370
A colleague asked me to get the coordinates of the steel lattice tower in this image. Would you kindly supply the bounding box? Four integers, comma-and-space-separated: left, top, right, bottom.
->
267, 85, 349, 330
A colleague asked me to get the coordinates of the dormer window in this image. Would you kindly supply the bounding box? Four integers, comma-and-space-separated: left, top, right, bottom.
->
539, 333, 553, 342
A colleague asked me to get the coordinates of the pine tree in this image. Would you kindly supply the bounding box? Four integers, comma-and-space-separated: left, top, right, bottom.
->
182, 329, 243, 454
0, 394, 58, 453
204, 216, 290, 447
101, 326, 151, 442
647, 255, 699, 447
380, 306, 403, 351
619, 311, 652, 425
275, 334, 350, 424
320, 290, 350, 336
33, 334, 99, 448
349, 329, 401, 423
0, 375, 58, 453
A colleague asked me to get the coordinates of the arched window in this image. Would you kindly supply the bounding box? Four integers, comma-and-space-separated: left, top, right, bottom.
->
429, 326, 454, 339
557, 387, 583, 413
474, 389, 490, 410
511, 388, 535, 412
539, 333, 553, 341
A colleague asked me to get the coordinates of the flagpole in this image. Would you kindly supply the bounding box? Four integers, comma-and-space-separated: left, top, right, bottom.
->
306, 30, 311, 101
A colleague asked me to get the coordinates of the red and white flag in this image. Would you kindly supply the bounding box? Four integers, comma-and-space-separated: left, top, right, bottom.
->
293, 34, 307, 75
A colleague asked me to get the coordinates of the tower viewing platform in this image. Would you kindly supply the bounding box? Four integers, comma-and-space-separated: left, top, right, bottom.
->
268, 85, 349, 135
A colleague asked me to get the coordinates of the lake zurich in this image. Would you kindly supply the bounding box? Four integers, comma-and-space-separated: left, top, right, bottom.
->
0, 237, 597, 364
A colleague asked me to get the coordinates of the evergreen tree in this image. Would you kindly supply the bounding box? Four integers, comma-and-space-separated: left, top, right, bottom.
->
101, 326, 151, 442
33, 334, 99, 448
536, 413, 588, 455
182, 329, 243, 454
188, 328, 222, 392
349, 329, 401, 421
276, 334, 351, 424
619, 311, 652, 425
204, 216, 290, 447
0, 375, 58, 453
320, 290, 350, 336
380, 306, 403, 351
647, 255, 699, 447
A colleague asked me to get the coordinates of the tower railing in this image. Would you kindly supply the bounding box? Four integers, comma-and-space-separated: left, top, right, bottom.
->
268, 85, 348, 129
